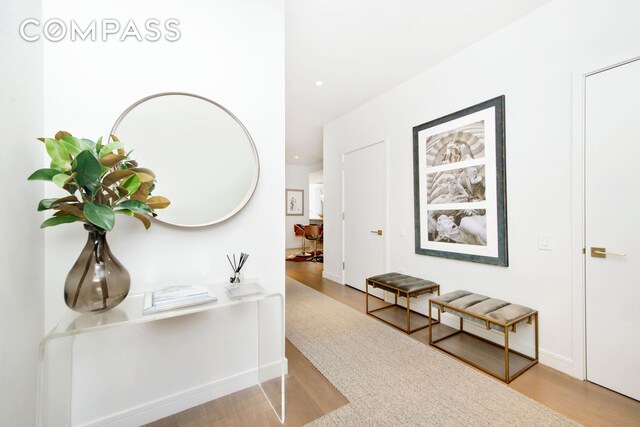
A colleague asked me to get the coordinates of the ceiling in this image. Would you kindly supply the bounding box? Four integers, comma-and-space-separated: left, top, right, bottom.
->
285, 0, 552, 165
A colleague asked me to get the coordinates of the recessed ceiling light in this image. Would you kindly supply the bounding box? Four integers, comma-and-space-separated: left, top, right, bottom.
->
315, 81, 323, 86
295, 155, 300, 159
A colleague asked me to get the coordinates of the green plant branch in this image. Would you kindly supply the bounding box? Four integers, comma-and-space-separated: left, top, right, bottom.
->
28, 131, 170, 231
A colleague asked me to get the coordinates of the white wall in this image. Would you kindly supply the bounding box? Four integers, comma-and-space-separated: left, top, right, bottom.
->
285, 164, 310, 249
324, 0, 640, 376
40, 0, 284, 422
309, 183, 324, 220
0, 0, 44, 425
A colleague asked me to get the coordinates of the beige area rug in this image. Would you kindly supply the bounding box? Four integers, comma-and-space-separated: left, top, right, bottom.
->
285, 278, 580, 427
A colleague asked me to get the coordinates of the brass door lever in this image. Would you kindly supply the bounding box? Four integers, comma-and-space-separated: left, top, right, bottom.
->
590, 247, 626, 258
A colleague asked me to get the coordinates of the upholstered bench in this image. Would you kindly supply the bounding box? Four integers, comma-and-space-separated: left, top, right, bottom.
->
428, 290, 538, 383
366, 273, 440, 334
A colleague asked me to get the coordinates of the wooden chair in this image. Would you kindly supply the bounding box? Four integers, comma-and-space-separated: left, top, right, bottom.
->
295, 224, 312, 257
304, 225, 323, 261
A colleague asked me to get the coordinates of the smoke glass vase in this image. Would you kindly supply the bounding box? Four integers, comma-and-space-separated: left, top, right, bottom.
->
64, 225, 130, 313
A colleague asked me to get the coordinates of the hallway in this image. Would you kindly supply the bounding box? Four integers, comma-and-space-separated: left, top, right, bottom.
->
149, 260, 640, 426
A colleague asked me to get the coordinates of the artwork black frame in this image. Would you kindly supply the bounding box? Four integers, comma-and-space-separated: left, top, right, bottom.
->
413, 95, 508, 266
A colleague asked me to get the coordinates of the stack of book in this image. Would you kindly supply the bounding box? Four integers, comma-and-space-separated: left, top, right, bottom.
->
143, 285, 217, 314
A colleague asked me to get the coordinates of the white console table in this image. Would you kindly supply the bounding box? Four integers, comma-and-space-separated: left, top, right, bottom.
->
37, 282, 285, 426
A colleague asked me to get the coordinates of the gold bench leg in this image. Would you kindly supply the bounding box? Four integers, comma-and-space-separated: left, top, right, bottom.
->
406, 293, 411, 334
505, 326, 510, 383
365, 280, 369, 314
429, 300, 433, 344
535, 312, 539, 360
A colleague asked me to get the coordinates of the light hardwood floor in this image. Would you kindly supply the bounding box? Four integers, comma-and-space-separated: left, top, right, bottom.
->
286, 257, 640, 427
146, 339, 348, 427
151, 254, 640, 426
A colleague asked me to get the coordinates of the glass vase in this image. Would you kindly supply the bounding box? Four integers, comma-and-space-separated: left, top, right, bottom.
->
64, 225, 130, 313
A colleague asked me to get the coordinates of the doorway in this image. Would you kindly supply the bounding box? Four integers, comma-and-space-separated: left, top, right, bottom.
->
343, 141, 386, 295
584, 57, 640, 400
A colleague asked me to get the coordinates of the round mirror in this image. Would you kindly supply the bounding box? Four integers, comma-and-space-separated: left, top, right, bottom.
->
110, 93, 259, 227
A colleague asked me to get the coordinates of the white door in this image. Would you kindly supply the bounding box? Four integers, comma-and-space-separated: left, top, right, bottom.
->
344, 142, 385, 295
585, 58, 640, 400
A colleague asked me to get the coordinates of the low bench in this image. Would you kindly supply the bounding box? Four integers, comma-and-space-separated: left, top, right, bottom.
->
366, 273, 440, 334
428, 290, 538, 383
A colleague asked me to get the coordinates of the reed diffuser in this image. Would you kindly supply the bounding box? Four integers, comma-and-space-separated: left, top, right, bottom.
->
227, 252, 249, 283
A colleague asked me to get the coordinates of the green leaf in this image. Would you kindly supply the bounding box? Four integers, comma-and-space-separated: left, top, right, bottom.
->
59, 136, 89, 156
122, 174, 141, 195
37, 198, 58, 211
117, 200, 152, 214
45, 138, 70, 169
28, 168, 60, 181
80, 138, 97, 150
59, 140, 81, 156
115, 209, 134, 216
84, 203, 116, 231
99, 141, 124, 157
74, 150, 102, 187
84, 184, 100, 199
52, 173, 72, 188
95, 137, 103, 154
40, 215, 82, 229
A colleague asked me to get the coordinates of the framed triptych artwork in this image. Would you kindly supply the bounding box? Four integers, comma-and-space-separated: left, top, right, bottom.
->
413, 96, 508, 266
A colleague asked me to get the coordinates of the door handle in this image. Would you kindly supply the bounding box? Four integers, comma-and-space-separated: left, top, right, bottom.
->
370, 230, 383, 236
590, 247, 626, 258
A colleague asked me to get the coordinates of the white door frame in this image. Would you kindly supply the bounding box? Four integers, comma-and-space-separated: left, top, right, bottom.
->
341, 138, 390, 285
570, 52, 640, 380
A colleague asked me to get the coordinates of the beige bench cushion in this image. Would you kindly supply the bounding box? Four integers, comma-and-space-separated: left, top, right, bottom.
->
430, 290, 535, 332
367, 273, 439, 296
486, 304, 534, 325
430, 290, 471, 307
467, 298, 510, 317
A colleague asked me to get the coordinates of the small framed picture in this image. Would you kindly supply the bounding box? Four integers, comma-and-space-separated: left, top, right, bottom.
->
285, 189, 304, 216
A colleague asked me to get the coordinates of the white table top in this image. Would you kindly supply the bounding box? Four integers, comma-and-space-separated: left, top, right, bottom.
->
43, 281, 281, 343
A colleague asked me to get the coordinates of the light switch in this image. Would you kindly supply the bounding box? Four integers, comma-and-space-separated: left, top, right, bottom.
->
538, 233, 553, 251
399, 226, 405, 237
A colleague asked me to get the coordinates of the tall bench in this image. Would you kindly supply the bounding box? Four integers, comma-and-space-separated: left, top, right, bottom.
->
429, 290, 538, 383
366, 273, 440, 334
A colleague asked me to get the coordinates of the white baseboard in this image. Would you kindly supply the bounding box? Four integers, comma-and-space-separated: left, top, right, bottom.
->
539, 350, 573, 376
82, 359, 287, 427
322, 271, 343, 284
